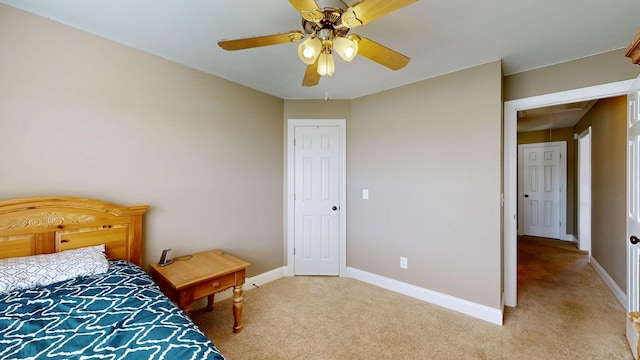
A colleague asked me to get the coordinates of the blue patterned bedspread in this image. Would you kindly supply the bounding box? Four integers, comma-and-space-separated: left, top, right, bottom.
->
0, 260, 225, 360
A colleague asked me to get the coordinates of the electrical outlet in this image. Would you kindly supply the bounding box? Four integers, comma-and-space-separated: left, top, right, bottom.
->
400, 256, 408, 269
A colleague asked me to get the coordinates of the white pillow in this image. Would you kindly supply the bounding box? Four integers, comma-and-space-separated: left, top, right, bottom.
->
0, 244, 109, 294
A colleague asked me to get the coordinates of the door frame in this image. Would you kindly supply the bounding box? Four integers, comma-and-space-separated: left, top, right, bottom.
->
286, 119, 347, 277
517, 141, 567, 240
504, 79, 634, 307
577, 127, 592, 254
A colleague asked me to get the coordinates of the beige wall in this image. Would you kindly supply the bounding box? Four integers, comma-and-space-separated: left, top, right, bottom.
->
4, 4, 506, 312
348, 61, 504, 308
284, 64, 504, 309
518, 128, 576, 234
4, 2, 639, 315
0, 5, 285, 276
284, 100, 351, 120
504, 50, 639, 101
574, 96, 627, 290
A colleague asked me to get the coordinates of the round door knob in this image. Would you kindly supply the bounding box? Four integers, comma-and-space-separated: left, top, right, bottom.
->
332, 206, 338, 211
631, 236, 640, 245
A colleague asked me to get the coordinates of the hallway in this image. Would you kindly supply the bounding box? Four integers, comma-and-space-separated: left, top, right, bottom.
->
503, 236, 631, 358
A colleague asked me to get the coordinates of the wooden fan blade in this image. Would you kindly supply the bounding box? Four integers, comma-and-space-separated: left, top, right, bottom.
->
350, 0, 417, 26
356, 36, 410, 70
302, 61, 321, 87
218, 31, 304, 51
289, 0, 320, 13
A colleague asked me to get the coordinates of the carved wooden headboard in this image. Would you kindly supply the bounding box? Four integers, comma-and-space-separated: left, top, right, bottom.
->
0, 197, 149, 266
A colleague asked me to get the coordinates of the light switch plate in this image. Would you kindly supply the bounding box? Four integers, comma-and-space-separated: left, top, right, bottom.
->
363, 189, 369, 200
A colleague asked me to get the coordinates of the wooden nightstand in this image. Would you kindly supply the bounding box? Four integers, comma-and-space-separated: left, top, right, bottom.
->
149, 249, 250, 333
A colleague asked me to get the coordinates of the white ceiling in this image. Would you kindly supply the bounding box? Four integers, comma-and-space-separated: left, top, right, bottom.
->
517, 100, 597, 132
2, 0, 639, 100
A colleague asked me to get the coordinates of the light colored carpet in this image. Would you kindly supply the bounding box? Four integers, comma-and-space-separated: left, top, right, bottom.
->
191, 237, 633, 359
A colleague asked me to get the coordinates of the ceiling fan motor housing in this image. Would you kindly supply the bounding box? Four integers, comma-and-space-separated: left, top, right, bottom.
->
315, 0, 349, 12
301, 8, 352, 36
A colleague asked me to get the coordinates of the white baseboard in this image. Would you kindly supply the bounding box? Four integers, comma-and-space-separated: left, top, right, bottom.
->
213, 266, 286, 303
283, 265, 293, 277
590, 256, 627, 310
517, 230, 575, 243
209, 265, 504, 325
247, 266, 287, 288
203, 255, 628, 328
345, 267, 504, 326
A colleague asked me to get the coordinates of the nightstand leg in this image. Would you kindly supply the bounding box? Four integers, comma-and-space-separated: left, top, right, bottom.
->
232, 285, 243, 333
207, 294, 215, 311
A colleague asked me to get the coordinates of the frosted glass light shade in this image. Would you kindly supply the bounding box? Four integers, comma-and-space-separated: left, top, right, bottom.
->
340, 10, 362, 28
297, 37, 322, 65
317, 52, 335, 76
333, 36, 358, 62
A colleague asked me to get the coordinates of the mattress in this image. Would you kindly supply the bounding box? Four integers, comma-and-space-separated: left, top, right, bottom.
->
0, 260, 225, 360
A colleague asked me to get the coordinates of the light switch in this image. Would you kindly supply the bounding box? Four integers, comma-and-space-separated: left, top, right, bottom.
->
362, 189, 369, 200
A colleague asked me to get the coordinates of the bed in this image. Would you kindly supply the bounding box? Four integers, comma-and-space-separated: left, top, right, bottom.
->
0, 196, 225, 360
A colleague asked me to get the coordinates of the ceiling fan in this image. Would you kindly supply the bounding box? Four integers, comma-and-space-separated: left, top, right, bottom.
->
218, 0, 417, 87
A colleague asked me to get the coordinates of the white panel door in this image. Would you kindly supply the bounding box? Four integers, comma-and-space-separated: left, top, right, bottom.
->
522, 144, 562, 238
294, 126, 340, 275
626, 74, 640, 357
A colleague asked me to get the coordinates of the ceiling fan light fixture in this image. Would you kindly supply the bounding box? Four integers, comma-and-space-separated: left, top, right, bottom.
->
317, 51, 335, 77
340, 9, 362, 28
333, 35, 358, 62
297, 37, 322, 65
219, 0, 415, 87
301, 9, 323, 23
